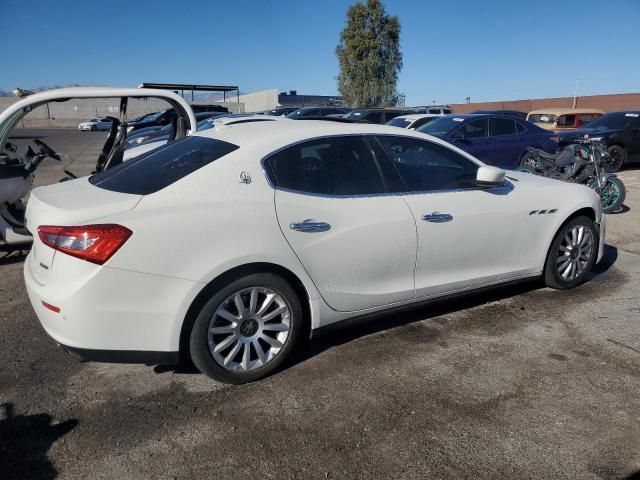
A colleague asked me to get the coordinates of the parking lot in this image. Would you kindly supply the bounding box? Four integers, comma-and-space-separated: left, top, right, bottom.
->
1, 128, 640, 479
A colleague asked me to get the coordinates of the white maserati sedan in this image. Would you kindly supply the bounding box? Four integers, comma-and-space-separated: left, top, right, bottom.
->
23, 120, 604, 383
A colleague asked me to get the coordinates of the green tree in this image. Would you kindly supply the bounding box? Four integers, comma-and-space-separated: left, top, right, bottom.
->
336, 0, 402, 107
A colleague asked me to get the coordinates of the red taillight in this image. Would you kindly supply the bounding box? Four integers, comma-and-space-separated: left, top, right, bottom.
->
42, 301, 60, 313
37, 224, 132, 265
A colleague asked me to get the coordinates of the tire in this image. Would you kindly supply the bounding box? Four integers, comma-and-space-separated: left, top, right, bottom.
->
544, 216, 598, 290
600, 176, 626, 214
604, 145, 626, 172
520, 151, 538, 169
189, 272, 303, 384
90, 125, 97, 131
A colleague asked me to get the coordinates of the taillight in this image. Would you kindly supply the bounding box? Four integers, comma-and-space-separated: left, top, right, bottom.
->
37, 224, 132, 265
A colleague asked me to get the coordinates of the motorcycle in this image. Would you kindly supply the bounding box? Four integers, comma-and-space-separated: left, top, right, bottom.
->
0, 139, 61, 247
519, 136, 626, 214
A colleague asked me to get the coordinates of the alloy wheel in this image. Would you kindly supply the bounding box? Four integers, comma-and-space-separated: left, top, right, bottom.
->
555, 225, 594, 281
207, 287, 291, 372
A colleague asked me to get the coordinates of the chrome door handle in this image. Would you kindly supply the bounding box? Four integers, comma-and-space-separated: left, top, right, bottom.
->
289, 219, 331, 232
422, 212, 453, 223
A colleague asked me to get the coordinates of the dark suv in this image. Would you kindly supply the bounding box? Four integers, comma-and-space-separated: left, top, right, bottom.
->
558, 110, 640, 171
343, 108, 410, 124
287, 107, 352, 118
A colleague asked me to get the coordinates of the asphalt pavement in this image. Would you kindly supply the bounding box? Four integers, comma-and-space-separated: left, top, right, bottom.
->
1, 129, 639, 479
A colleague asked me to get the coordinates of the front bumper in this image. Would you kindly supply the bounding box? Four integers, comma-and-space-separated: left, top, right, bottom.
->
24, 251, 201, 363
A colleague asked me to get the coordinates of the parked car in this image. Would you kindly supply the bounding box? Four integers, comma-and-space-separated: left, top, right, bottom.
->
261, 107, 298, 116
343, 108, 410, 124
471, 110, 527, 120
78, 117, 117, 131
527, 108, 603, 132
123, 114, 288, 161
386, 114, 441, 129
23, 117, 604, 384
558, 111, 640, 172
287, 107, 352, 118
417, 114, 558, 169
410, 105, 454, 115
126, 108, 178, 132
125, 112, 225, 150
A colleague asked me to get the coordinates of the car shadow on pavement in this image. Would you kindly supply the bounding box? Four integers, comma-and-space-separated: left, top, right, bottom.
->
591, 244, 618, 276
0, 403, 78, 480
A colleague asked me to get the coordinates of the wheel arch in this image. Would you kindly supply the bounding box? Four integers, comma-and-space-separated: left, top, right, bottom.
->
178, 262, 312, 363
542, 206, 597, 274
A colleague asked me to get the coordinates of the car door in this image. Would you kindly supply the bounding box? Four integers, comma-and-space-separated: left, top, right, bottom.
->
449, 118, 491, 162
374, 135, 524, 298
268, 135, 417, 312
488, 116, 521, 169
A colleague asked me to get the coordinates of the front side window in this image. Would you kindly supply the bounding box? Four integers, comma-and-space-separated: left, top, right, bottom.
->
266, 136, 386, 196
376, 136, 479, 192
490, 117, 516, 136
460, 119, 488, 139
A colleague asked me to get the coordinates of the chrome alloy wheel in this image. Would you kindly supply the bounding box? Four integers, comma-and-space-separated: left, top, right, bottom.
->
556, 225, 594, 281
207, 287, 291, 372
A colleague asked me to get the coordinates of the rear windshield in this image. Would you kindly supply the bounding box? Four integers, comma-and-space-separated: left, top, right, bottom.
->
89, 136, 239, 195
528, 114, 558, 124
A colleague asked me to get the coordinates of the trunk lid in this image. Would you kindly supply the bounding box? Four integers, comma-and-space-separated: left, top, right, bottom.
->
25, 177, 141, 285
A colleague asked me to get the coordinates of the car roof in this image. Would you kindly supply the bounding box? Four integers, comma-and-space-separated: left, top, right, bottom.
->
528, 108, 604, 115
393, 114, 441, 120
194, 118, 461, 155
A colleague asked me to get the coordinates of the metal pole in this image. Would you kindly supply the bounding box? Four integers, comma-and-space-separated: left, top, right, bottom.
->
572, 80, 579, 109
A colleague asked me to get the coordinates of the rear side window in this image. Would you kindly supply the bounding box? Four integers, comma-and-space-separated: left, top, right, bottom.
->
266, 136, 386, 196
490, 117, 517, 136
557, 115, 576, 127
90, 136, 239, 195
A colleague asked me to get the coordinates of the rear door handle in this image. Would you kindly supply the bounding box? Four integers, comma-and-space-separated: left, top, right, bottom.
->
289, 219, 331, 232
422, 212, 453, 223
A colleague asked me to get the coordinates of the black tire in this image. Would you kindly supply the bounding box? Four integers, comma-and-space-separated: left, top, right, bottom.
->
604, 145, 626, 172
601, 176, 626, 214
544, 216, 598, 290
519, 151, 538, 169
90, 125, 97, 131
189, 272, 303, 384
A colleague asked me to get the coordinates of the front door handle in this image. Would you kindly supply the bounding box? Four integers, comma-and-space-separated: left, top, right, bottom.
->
422, 212, 453, 223
289, 219, 331, 232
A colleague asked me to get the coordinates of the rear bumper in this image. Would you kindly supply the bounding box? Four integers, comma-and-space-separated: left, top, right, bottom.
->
24, 251, 202, 360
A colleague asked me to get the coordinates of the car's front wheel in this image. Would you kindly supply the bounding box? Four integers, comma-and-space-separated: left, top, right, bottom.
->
189, 273, 303, 384
604, 145, 626, 172
544, 216, 598, 290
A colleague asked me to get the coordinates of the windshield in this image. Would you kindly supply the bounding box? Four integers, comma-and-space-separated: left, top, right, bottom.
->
528, 114, 558, 124
417, 116, 468, 136
386, 117, 413, 127
583, 112, 639, 130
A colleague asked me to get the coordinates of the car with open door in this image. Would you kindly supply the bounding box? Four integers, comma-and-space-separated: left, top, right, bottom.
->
0, 87, 196, 246
20, 118, 604, 384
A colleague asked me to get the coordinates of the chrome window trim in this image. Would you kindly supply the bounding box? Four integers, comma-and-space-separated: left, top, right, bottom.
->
259, 132, 495, 199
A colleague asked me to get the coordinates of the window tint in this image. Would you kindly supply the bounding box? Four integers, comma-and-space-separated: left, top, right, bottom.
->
490, 117, 516, 136
411, 117, 436, 129
364, 112, 383, 124
579, 114, 599, 124
384, 111, 404, 123
557, 115, 576, 127
428, 109, 441, 114
267, 136, 386, 196
90, 136, 239, 195
442, 109, 452, 114
460, 119, 488, 139
376, 136, 479, 192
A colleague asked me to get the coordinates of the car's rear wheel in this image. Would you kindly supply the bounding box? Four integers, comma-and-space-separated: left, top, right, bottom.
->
519, 151, 538, 170
189, 273, 303, 384
604, 145, 626, 172
544, 216, 598, 290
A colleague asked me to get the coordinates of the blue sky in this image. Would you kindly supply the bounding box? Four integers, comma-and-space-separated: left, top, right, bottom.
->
2, 0, 638, 105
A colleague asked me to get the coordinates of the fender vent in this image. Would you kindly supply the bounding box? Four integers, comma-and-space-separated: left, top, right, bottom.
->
529, 209, 558, 215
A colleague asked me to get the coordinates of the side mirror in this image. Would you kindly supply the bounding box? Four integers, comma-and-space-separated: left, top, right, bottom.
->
476, 166, 506, 187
